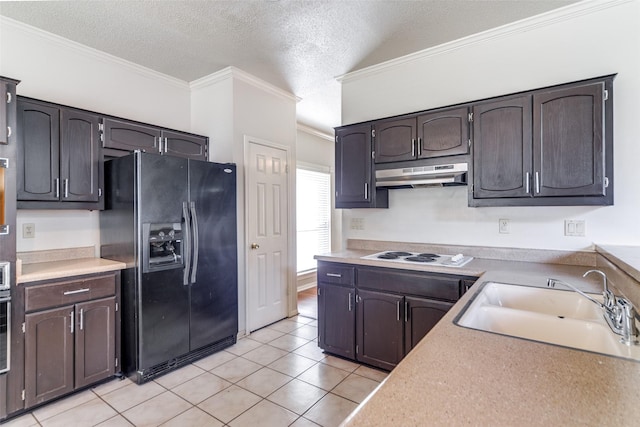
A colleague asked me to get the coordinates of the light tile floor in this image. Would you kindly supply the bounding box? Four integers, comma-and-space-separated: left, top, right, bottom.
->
4, 316, 387, 427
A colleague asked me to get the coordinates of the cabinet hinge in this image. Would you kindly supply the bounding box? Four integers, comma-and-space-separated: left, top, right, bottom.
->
22, 322, 25, 333
317, 288, 321, 296
21, 390, 25, 401
6, 92, 12, 104
98, 188, 103, 198
371, 129, 376, 138
356, 345, 359, 354
335, 135, 338, 143
115, 357, 119, 368
468, 139, 471, 148
604, 89, 609, 101
604, 177, 609, 188
115, 302, 119, 312
468, 112, 473, 122
100, 133, 104, 143
371, 151, 375, 160
98, 123, 104, 132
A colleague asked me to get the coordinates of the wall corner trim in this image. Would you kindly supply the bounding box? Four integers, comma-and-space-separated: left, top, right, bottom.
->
336, 0, 631, 84
190, 66, 300, 103
297, 123, 334, 141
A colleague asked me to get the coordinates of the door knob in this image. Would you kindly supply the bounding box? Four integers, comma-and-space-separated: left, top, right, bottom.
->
251, 243, 260, 249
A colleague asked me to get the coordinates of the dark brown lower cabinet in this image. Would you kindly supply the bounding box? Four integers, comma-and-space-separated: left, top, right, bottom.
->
356, 289, 404, 371
404, 296, 453, 354
25, 297, 115, 407
318, 283, 355, 359
25, 306, 74, 407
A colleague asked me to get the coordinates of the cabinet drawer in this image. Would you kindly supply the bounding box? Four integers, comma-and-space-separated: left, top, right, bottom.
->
318, 263, 355, 286
25, 274, 116, 312
358, 267, 461, 301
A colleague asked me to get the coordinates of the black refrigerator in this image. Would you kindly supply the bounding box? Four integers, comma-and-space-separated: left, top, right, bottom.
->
100, 152, 237, 384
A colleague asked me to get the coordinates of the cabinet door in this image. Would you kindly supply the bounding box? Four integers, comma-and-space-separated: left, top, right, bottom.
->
102, 118, 161, 153
533, 82, 605, 197
472, 95, 532, 199
404, 296, 453, 354
318, 283, 356, 360
0, 83, 7, 145
417, 107, 470, 159
374, 117, 416, 163
17, 100, 60, 201
25, 306, 74, 407
356, 289, 403, 371
335, 124, 373, 206
60, 109, 100, 202
75, 297, 116, 388
163, 131, 207, 161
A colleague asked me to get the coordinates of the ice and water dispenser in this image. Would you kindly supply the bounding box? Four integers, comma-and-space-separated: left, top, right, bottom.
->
142, 223, 183, 272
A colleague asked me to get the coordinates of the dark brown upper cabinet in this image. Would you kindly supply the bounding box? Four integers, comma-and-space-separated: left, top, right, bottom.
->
470, 76, 613, 207
471, 95, 532, 199
533, 82, 606, 198
102, 118, 208, 161
17, 99, 101, 209
374, 106, 470, 164
335, 123, 388, 209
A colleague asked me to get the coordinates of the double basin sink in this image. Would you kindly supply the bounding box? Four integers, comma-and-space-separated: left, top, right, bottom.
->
455, 281, 640, 361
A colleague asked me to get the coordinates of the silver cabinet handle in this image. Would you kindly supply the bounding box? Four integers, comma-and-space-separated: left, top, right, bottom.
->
64, 179, 69, 198
525, 172, 530, 194
54, 178, 60, 198
348, 293, 353, 312
396, 301, 400, 321
364, 182, 369, 200
6, 126, 11, 138
326, 273, 342, 278
70, 311, 74, 334
164, 137, 168, 154
63, 288, 89, 296
417, 137, 422, 156
411, 139, 416, 157
158, 137, 163, 153
535, 172, 540, 194
404, 301, 408, 322
79, 308, 84, 331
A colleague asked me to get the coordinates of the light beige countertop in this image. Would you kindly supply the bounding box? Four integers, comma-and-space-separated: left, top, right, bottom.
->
597, 244, 640, 283
17, 247, 126, 284
316, 243, 640, 426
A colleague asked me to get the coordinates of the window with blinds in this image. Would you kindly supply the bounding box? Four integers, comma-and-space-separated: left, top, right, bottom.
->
297, 167, 331, 273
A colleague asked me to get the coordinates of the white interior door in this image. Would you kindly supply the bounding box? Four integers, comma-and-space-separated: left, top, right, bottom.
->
247, 140, 289, 332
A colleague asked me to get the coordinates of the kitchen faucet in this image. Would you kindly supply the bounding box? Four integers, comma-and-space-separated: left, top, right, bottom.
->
547, 270, 639, 346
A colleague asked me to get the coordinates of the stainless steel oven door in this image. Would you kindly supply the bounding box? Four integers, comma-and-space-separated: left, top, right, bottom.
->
0, 294, 9, 373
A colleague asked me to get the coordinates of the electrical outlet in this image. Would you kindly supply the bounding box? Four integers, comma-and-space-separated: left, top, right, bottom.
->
350, 218, 365, 230
499, 219, 510, 234
23, 223, 35, 239
564, 220, 586, 237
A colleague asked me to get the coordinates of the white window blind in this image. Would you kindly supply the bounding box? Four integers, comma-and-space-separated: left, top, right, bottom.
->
296, 167, 331, 273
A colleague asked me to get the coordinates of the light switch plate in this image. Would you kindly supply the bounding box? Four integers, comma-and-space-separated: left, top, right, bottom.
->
564, 220, 586, 237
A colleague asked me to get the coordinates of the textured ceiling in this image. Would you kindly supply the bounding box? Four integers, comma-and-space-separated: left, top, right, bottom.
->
0, 0, 577, 134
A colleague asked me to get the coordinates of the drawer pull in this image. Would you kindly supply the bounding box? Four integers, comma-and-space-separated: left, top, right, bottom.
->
326, 273, 342, 278
63, 288, 90, 296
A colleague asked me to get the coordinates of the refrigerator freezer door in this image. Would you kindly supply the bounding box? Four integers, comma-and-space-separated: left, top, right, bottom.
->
188, 161, 238, 351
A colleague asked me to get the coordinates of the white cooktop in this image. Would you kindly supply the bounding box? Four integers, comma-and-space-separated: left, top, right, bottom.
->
361, 251, 474, 268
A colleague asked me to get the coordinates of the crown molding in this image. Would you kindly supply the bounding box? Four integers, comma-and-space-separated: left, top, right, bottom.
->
191, 66, 300, 103
337, 0, 631, 83
1, 16, 190, 90
297, 123, 334, 141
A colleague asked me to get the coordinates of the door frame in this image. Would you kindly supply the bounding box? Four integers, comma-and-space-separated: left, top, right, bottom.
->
243, 135, 297, 333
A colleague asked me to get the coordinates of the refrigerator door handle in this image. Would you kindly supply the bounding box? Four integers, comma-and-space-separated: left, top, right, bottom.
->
182, 201, 192, 286
189, 201, 199, 284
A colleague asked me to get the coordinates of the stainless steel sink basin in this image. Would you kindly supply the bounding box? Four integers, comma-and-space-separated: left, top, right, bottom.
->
455, 281, 640, 361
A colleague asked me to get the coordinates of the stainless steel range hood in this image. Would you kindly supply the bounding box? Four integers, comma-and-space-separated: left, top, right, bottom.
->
376, 162, 468, 188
